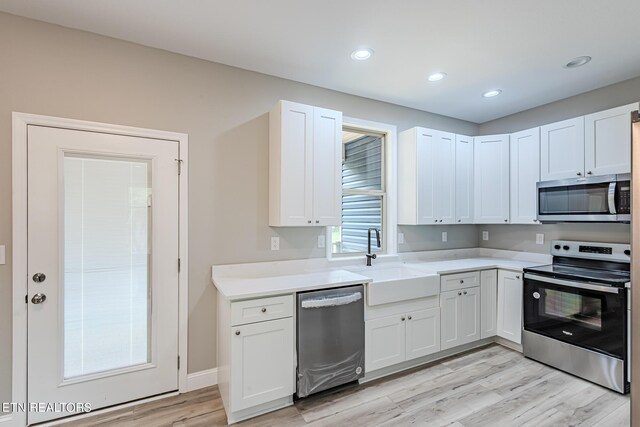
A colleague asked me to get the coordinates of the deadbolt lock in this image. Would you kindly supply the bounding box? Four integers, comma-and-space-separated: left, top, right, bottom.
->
31, 293, 47, 304
32, 273, 46, 283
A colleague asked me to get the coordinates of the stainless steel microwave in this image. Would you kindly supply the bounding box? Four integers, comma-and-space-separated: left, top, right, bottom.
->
537, 174, 630, 223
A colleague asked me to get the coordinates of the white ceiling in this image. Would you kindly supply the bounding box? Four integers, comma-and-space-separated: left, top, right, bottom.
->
2, 0, 640, 123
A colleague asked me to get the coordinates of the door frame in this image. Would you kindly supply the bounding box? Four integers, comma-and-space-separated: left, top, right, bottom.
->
10, 112, 189, 427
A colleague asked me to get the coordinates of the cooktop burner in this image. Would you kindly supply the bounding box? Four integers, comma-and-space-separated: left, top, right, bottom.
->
524, 264, 630, 286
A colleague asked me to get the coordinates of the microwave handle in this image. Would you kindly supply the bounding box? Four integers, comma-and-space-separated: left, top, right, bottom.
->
608, 182, 617, 214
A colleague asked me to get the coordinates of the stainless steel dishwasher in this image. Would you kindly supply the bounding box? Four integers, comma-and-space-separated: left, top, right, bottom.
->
296, 284, 365, 398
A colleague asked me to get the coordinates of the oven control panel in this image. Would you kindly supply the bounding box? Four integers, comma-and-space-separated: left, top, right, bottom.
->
551, 240, 630, 262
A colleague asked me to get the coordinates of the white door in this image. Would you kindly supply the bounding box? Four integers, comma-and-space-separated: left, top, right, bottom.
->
585, 103, 638, 176
27, 125, 180, 424
540, 117, 585, 181
405, 308, 440, 361
416, 129, 437, 224
480, 269, 498, 339
365, 315, 406, 371
455, 134, 474, 224
312, 107, 342, 226
510, 127, 540, 224
497, 270, 523, 344
434, 131, 456, 224
460, 287, 481, 344
230, 318, 294, 411
473, 135, 510, 224
440, 290, 461, 350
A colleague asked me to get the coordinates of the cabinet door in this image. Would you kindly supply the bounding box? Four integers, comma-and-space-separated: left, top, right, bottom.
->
230, 318, 294, 411
405, 307, 441, 361
312, 107, 342, 226
480, 270, 498, 339
416, 128, 437, 224
270, 101, 314, 226
510, 127, 540, 224
460, 287, 481, 344
365, 315, 406, 372
497, 270, 523, 345
473, 135, 510, 224
540, 117, 585, 181
585, 103, 638, 176
455, 134, 474, 224
434, 131, 456, 224
440, 290, 461, 350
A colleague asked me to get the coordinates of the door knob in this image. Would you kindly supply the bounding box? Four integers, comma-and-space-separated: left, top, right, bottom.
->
32, 273, 46, 283
31, 293, 47, 304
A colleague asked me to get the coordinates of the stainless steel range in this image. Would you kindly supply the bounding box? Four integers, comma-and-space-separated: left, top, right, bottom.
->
523, 240, 631, 393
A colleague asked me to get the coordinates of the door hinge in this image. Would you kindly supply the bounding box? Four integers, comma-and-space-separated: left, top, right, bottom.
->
177, 356, 181, 370
175, 158, 183, 175
178, 258, 181, 272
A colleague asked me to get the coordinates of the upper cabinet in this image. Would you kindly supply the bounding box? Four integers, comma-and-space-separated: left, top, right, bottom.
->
455, 135, 474, 224
584, 103, 638, 176
398, 127, 455, 225
540, 117, 585, 181
510, 127, 540, 224
269, 100, 342, 227
473, 135, 510, 224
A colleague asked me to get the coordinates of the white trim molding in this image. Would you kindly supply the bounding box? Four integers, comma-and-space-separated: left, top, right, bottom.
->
186, 369, 218, 392
11, 113, 189, 427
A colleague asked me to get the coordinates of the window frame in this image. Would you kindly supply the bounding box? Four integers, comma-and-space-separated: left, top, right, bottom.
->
326, 117, 398, 260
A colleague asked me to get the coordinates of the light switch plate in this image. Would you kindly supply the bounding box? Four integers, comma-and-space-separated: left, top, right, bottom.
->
482, 231, 489, 241
442, 231, 447, 242
270, 237, 280, 251
398, 233, 405, 244
536, 233, 544, 245
317, 235, 326, 249
0, 245, 4, 265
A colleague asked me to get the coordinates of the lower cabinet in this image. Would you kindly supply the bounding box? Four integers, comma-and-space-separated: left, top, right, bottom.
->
480, 269, 498, 338
440, 286, 480, 350
365, 299, 440, 372
497, 270, 523, 344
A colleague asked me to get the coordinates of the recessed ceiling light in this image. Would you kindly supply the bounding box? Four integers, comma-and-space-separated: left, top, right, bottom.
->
427, 72, 447, 82
482, 89, 502, 98
350, 48, 373, 61
564, 56, 592, 68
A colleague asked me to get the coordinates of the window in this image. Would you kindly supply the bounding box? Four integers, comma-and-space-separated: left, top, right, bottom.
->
331, 128, 386, 254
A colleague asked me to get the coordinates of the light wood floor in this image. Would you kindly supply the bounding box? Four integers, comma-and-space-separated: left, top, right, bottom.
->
60, 344, 630, 427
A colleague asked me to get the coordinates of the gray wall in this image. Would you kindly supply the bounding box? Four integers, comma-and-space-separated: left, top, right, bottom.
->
0, 12, 479, 405
398, 225, 479, 253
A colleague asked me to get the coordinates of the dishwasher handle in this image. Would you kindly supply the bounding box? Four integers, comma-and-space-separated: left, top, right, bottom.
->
300, 292, 362, 309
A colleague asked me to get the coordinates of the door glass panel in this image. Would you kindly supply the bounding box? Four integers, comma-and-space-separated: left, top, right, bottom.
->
63, 154, 151, 379
542, 289, 602, 330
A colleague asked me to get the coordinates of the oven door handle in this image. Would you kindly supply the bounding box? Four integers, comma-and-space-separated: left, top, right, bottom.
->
608, 182, 617, 214
524, 273, 621, 294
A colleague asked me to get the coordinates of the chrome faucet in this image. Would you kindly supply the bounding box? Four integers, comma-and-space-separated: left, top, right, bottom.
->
366, 228, 381, 266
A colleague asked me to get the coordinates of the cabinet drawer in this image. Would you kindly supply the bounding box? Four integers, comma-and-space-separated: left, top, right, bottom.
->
231, 295, 293, 326
440, 271, 480, 292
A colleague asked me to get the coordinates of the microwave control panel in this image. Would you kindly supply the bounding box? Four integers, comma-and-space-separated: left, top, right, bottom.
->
617, 183, 630, 214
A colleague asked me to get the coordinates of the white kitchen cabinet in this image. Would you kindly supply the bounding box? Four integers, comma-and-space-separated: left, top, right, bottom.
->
585, 103, 638, 176
455, 134, 474, 224
480, 269, 498, 339
473, 135, 510, 224
440, 286, 481, 351
510, 127, 540, 224
497, 270, 523, 345
365, 299, 441, 372
540, 117, 585, 181
269, 100, 342, 226
398, 127, 455, 224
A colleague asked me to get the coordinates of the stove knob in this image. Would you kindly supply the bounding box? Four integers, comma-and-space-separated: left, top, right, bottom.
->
554, 245, 561, 250
563, 245, 570, 251
625, 249, 631, 256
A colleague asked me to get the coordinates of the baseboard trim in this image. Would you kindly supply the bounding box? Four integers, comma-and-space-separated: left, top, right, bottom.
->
186, 368, 218, 392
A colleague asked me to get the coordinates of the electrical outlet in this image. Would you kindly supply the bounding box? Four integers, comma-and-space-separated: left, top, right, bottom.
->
398, 232, 405, 244
270, 236, 280, 251
482, 231, 489, 241
536, 233, 544, 245
318, 235, 326, 249
442, 231, 448, 242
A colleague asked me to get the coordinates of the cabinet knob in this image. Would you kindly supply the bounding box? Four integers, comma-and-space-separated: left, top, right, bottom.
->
235, 330, 240, 336
458, 292, 462, 296
504, 219, 508, 222
408, 316, 412, 320
458, 219, 461, 223
401, 316, 406, 321
516, 275, 521, 279
308, 220, 312, 224
577, 172, 582, 176
463, 291, 467, 295
434, 220, 438, 223
459, 279, 464, 284
587, 171, 593, 175
261, 307, 267, 313
316, 220, 319, 224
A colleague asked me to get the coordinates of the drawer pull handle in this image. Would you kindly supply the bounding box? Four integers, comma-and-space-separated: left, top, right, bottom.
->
235, 330, 240, 336
261, 307, 267, 313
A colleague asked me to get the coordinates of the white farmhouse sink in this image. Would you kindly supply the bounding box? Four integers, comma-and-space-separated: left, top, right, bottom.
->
351, 266, 439, 306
